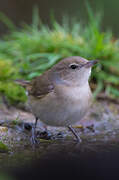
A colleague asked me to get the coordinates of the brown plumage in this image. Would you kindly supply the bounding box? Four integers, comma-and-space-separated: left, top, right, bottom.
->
15, 56, 98, 144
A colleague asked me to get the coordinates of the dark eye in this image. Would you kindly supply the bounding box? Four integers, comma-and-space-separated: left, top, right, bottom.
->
69, 63, 79, 69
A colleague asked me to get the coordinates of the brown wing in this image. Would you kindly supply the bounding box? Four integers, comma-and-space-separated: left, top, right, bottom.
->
15, 70, 54, 99
28, 71, 54, 98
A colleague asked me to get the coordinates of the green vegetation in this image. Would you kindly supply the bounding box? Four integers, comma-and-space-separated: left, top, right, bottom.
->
0, 7, 119, 104
0, 141, 9, 152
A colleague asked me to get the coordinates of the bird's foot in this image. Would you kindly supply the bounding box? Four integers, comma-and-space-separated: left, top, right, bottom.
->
31, 126, 39, 146
68, 125, 82, 143
30, 135, 39, 145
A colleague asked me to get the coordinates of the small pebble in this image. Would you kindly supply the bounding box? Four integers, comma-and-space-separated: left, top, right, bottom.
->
24, 123, 32, 131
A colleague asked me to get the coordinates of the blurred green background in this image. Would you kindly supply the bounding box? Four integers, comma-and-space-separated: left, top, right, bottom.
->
0, 0, 119, 104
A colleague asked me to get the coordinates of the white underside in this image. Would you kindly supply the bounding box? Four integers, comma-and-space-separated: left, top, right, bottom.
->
28, 83, 92, 127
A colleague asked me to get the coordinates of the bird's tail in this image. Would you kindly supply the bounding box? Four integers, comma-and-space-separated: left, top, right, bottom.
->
14, 79, 30, 88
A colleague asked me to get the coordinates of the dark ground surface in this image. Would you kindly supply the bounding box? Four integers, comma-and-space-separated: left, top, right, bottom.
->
0, 99, 119, 179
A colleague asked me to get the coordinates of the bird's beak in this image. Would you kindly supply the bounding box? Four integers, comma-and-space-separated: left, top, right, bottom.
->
84, 60, 99, 68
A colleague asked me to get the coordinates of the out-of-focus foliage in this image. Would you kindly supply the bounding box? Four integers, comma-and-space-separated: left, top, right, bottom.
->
0, 59, 27, 103
0, 6, 119, 103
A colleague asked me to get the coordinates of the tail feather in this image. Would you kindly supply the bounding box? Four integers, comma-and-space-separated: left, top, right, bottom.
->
14, 79, 30, 88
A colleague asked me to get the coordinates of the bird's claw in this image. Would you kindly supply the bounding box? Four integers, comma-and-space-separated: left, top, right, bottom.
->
31, 126, 39, 146
30, 135, 39, 145
68, 125, 82, 143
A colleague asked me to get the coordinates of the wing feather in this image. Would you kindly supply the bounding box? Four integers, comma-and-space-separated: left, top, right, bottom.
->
28, 71, 54, 99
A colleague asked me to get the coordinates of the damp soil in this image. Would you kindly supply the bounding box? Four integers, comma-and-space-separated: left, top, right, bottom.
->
0, 99, 119, 176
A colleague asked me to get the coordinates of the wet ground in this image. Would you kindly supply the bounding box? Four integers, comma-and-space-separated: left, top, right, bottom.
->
0, 99, 119, 179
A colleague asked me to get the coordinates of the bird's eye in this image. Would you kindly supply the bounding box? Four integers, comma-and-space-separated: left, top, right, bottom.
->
69, 63, 79, 70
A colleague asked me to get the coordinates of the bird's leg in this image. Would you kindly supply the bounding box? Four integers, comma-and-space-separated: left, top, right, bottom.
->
68, 125, 82, 143
31, 117, 39, 145
35, 117, 38, 129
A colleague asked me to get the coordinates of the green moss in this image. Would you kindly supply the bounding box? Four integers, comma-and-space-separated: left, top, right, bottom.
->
0, 141, 9, 153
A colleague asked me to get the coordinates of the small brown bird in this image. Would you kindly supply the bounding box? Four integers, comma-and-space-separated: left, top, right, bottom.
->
16, 56, 98, 144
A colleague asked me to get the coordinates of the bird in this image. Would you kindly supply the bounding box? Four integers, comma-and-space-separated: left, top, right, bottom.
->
15, 56, 98, 144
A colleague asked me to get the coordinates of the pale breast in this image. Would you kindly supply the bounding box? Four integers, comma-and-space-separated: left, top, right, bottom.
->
28, 83, 92, 127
